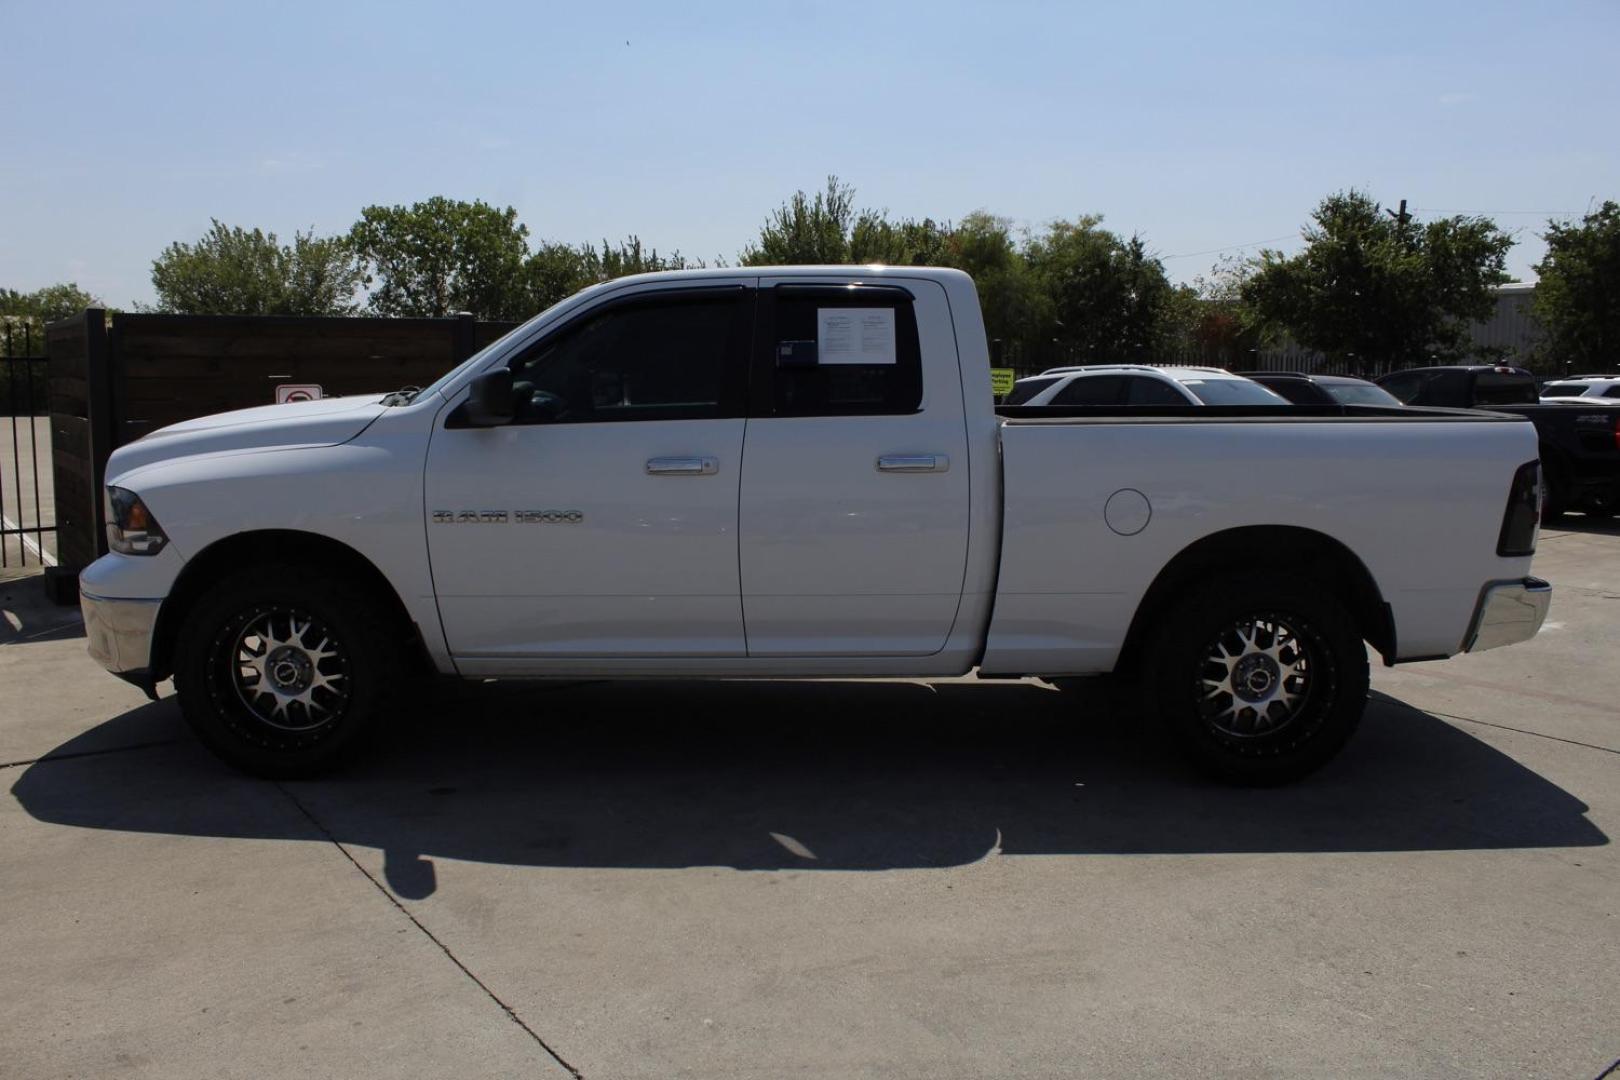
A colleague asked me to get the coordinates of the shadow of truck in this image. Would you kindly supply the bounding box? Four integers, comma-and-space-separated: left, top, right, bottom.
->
10, 678, 1606, 899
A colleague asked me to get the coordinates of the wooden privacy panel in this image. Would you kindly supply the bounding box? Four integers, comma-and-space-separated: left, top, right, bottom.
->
112, 313, 519, 442
46, 311, 521, 574
46, 312, 107, 573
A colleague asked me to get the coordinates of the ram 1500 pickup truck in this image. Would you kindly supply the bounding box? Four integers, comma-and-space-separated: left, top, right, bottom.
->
80, 267, 1551, 783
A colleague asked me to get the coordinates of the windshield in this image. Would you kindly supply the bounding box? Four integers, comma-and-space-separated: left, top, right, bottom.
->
1540, 382, 1589, 397
1180, 379, 1288, 405
1325, 383, 1401, 406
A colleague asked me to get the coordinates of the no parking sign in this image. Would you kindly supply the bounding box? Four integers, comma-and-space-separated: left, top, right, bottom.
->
275, 384, 324, 404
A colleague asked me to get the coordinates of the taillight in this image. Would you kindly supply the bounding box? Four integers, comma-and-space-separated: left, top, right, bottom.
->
1497, 460, 1540, 557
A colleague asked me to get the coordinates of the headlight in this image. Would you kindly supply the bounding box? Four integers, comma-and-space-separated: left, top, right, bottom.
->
105, 487, 169, 556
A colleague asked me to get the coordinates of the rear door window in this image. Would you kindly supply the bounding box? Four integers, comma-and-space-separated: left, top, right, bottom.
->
1541, 382, 1587, 397
1049, 375, 1127, 405
759, 285, 923, 416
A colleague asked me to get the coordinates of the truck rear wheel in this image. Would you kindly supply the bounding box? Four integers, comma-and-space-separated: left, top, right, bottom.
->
172, 565, 404, 778
1141, 574, 1368, 784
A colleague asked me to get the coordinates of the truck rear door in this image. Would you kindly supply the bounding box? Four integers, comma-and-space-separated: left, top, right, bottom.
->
738, 278, 970, 656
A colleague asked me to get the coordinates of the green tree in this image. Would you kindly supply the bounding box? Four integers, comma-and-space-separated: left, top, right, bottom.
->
349, 197, 531, 319
1024, 216, 1179, 364
523, 237, 695, 312
1178, 255, 1265, 366
1532, 201, 1620, 371
849, 212, 954, 265
0, 282, 103, 324
944, 211, 1046, 367
1242, 191, 1512, 372
149, 220, 362, 316
742, 176, 860, 265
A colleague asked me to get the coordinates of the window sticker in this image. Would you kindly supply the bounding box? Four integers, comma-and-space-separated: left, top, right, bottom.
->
817, 307, 896, 365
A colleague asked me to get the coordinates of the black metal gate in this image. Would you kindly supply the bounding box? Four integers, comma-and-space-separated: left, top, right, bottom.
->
1, 322, 54, 568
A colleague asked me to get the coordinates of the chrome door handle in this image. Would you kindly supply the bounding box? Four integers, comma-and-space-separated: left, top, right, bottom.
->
876, 454, 949, 473
646, 456, 718, 476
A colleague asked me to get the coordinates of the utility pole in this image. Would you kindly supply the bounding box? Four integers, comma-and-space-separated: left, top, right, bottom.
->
1386, 199, 1410, 229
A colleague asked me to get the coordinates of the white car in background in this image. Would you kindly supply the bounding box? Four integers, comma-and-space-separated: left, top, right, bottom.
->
1539, 375, 1620, 402
1002, 365, 1290, 407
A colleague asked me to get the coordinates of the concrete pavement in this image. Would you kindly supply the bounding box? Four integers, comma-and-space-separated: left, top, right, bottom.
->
2, 522, 1616, 1078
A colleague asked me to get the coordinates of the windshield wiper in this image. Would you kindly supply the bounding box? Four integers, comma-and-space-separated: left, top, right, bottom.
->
380, 386, 422, 406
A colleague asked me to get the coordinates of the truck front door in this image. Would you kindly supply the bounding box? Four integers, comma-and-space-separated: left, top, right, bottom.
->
425, 284, 753, 659
738, 278, 971, 656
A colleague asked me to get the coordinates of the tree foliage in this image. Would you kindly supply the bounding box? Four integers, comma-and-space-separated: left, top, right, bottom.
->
525, 237, 694, 311
348, 198, 532, 319
1024, 217, 1179, 363
742, 177, 860, 265
149, 220, 362, 316
1532, 201, 1620, 370
1241, 191, 1512, 371
1, 283, 104, 349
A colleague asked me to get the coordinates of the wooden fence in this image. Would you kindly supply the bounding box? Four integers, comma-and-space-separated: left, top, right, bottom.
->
45, 309, 519, 592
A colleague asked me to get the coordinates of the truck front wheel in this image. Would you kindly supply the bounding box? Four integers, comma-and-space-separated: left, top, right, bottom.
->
172, 566, 404, 778
1141, 574, 1369, 784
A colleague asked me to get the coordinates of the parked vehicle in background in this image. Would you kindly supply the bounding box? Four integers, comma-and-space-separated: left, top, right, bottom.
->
1237, 372, 1402, 407
79, 268, 1551, 785
1006, 365, 1289, 407
1376, 365, 1620, 518
1539, 375, 1620, 402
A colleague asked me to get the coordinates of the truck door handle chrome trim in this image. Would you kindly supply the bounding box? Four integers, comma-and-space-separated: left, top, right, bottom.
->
646, 456, 718, 476
876, 454, 949, 473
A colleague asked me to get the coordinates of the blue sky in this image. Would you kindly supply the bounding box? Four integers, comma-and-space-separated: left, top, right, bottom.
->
3, 0, 1615, 307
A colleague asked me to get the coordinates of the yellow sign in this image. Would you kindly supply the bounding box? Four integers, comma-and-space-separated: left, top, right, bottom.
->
990, 368, 1016, 397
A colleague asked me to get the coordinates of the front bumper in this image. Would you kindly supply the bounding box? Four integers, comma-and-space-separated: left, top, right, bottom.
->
1462, 577, 1552, 653
81, 589, 162, 678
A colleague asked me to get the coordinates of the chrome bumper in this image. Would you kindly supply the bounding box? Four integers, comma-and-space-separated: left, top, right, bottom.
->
81, 590, 162, 675
1463, 577, 1552, 653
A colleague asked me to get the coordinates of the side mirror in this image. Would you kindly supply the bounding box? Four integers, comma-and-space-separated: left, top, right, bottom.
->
463, 369, 515, 427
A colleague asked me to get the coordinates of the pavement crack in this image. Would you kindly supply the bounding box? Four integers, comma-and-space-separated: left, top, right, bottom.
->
1396, 702, 1620, 757
272, 781, 584, 1079
0, 738, 179, 771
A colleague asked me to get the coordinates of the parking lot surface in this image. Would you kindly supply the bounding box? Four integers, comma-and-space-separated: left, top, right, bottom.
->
3, 522, 1617, 1078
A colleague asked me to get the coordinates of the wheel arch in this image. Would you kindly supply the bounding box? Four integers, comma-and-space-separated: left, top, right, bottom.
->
150, 529, 428, 681
1113, 525, 1396, 674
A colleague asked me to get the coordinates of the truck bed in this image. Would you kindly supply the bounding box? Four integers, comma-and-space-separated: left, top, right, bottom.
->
980, 402, 1540, 675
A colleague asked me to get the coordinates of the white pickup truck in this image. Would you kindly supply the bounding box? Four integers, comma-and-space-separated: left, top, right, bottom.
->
80, 266, 1551, 783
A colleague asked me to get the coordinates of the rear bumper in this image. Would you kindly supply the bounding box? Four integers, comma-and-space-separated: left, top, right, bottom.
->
1462, 577, 1551, 653
81, 589, 161, 678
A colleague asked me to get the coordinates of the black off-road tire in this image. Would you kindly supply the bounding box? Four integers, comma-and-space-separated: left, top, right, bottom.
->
172, 564, 409, 778
1141, 574, 1369, 785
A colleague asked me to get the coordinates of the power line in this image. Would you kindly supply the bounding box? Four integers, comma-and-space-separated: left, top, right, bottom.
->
1410, 207, 1584, 216
1161, 234, 1299, 261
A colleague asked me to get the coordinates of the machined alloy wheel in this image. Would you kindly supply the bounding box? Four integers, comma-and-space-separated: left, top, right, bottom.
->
223, 607, 352, 740
174, 564, 409, 777
1198, 615, 1315, 740
1143, 574, 1368, 784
